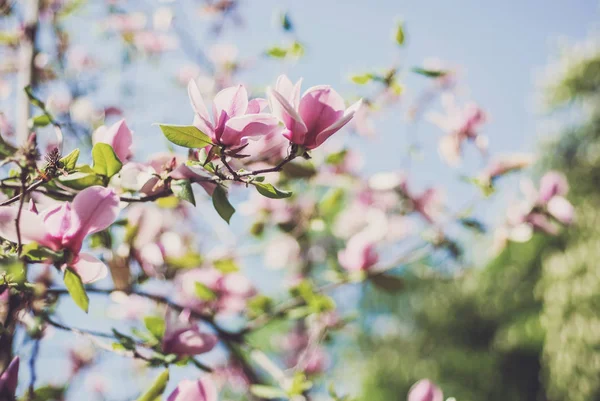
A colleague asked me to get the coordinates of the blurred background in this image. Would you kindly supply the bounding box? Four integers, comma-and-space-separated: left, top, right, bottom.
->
1, 1, 600, 400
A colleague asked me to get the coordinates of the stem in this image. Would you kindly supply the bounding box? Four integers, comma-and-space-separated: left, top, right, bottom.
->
27, 339, 40, 399
0, 179, 43, 207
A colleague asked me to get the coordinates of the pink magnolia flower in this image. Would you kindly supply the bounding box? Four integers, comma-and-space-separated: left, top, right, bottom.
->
428, 95, 487, 166
539, 171, 569, 203
0, 186, 120, 283
408, 379, 443, 401
93, 119, 133, 162
337, 232, 379, 272
478, 153, 535, 185
175, 267, 255, 315
188, 80, 280, 148
268, 74, 362, 150
167, 377, 218, 401
0, 356, 19, 399
162, 310, 217, 357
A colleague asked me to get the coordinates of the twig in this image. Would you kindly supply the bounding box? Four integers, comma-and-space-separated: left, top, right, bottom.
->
0, 179, 43, 207
27, 339, 40, 399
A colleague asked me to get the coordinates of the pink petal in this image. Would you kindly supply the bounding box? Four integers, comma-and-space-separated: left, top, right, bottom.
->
220, 114, 281, 146
213, 85, 248, 126
247, 98, 268, 114
0, 207, 52, 247
188, 80, 214, 136
162, 327, 218, 356
167, 378, 218, 401
547, 196, 574, 224
408, 379, 444, 401
268, 89, 307, 144
0, 356, 19, 396
41, 203, 72, 247
70, 252, 108, 283
539, 171, 568, 203
298, 85, 345, 138
64, 186, 120, 251
313, 99, 362, 149
275, 75, 302, 109
94, 119, 133, 162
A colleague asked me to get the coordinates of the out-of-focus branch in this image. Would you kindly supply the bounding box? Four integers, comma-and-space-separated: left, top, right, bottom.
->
15, 0, 40, 144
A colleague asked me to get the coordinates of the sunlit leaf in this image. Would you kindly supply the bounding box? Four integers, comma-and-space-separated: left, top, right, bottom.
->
171, 179, 196, 206
63, 268, 89, 313
253, 182, 292, 199
135, 369, 169, 401
92, 143, 123, 178
158, 124, 212, 149
212, 185, 235, 224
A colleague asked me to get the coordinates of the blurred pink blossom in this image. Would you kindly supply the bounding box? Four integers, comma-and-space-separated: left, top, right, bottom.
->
408, 379, 444, 401
167, 377, 218, 401
93, 119, 133, 162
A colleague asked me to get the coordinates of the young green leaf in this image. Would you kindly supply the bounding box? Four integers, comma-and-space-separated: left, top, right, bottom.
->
144, 316, 166, 340
29, 114, 52, 128
0, 133, 17, 161
253, 182, 292, 199
171, 179, 196, 206
394, 21, 406, 46
195, 282, 217, 301
92, 143, 123, 178
249, 385, 288, 400
212, 185, 235, 224
58, 165, 104, 189
135, 369, 170, 401
158, 124, 212, 148
351, 73, 374, 85
412, 67, 448, 78
265, 46, 288, 59
280, 11, 293, 31
63, 268, 89, 313
59, 148, 80, 171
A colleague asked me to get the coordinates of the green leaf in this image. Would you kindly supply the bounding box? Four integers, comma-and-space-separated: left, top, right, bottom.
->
212, 185, 235, 224
58, 165, 104, 189
144, 316, 166, 340
265, 46, 288, 59
412, 67, 448, 78
166, 252, 203, 269
29, 114, 51, 128
370, 273, 404, 293
280, 11, 293, 31
213, 258, 239, 274
171, 179, 196, 206
247, 295, 273, 319
459, 217, 486, 233
24, 86, 46, 109
158, 124, 212, 149
0, 31, 19, 46
394, 21, 406, 46
249, 385, 288, 400
112, 329, 137, 350
59, 148, 80, 171
290, 41, 305, 58
135, 369, 170, 401
22, 243, 64, 262
194, 282, 217, 301
63, 268, 89, 313
253, 182, 292, 199
32, 385, 67, 401
92, 143, 123, 178
0, 133, 17, 161
351, 73, 374, 85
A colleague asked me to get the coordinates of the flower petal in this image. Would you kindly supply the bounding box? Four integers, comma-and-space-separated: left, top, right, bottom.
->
298, 85, 345, 137
220, 114, 280, 146
188, 80, 215, 136
213, 85, 248, 124
313, 99, 362, 149
70, 252, 108, 283
167, 378, 218, 401
0, 207, 51, 246
64, 186, 120, 251
268, 88, 307, 143
247, 98, 268, 114
94, 119, 133, 162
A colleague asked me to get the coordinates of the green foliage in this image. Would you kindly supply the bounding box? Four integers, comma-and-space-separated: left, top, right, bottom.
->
135, 369, 170, 401
92, 143, 123, 178
58, 165, 104, 189
253, 182, 292, 199
158, 124, 212, 149
59, 148, 80, 171
212, 185, 235, 223
63, 268, 89, 313
171, 179, 196, 206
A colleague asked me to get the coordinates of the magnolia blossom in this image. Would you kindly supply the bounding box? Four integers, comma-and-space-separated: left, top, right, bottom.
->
337, 232, 379, 272
478, 153, 535, 185
0, 357, 19, 399
93, 119, 133, 162
167, 377, 217, 401
428, 95, 487, 166
501, 171, 574, 245
408, 379, 444, 401
188, 80, 280, 147
0, 186, 120, 283
176, 267, 255, 314
268, 74, 362, 150
162, 310, 217, 357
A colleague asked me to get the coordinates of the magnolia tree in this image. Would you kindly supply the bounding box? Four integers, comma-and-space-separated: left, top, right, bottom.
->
0, 1, 575, 401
